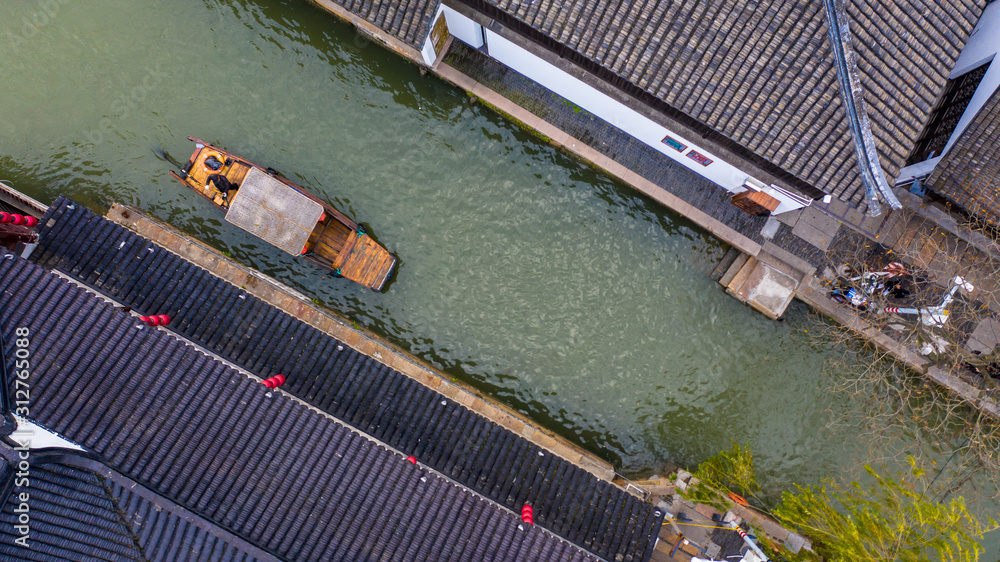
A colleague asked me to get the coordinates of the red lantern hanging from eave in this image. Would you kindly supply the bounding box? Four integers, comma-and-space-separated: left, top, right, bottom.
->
0, 213, 38, 227
139, 314, 171, 326
521, 504, 534, 525
262, 374, 286, 388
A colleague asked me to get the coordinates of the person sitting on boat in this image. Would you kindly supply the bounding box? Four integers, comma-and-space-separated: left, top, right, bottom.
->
205, 172, 236, 191
206, 173, 239, 200
203, 155, 238, 198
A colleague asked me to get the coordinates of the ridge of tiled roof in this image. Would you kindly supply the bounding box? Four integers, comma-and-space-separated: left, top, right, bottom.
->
928, 85, 1000, 225
0, 445, 271, 561
20, 197, 663, 561
0, 252, 605, 562
455, 0, 985, 205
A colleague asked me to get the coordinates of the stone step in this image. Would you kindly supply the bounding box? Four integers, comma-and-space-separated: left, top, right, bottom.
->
710, 246, 744, 281
725, 256, 757, 293
719, 252, 751, 287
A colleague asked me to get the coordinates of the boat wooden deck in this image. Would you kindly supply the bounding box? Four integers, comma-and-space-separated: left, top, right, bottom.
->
305, 217, 352, 260
331, 230, 396, 290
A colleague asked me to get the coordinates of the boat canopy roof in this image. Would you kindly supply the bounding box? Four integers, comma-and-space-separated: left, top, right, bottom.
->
225, 167, 324, 255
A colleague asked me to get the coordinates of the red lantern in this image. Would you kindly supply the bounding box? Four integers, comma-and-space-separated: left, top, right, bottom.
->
261, 375, 285, 388
139, 314, 172, 326
0, 213, 37, 226
521, 504, 534, 525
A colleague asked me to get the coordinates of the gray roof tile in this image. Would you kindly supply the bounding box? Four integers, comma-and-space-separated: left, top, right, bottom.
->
928, 85, 1000, 225
0, 452, 267, 562
0, 253, 604, 562
16, 197, 667, 561
463, 0, 985, 202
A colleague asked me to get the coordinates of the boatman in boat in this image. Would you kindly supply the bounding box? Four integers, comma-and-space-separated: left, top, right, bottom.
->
203, 155, 239, 201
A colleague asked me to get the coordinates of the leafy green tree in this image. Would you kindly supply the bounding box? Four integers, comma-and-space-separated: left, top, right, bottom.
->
684, 447, 996, 561
680, 442, 761, 512
775, 458, 995, 562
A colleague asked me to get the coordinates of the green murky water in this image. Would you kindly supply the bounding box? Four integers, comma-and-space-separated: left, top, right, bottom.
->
1, 1, 990, 530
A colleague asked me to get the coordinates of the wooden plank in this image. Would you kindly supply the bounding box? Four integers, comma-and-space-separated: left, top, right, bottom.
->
339, 234, 395, 289
228, 163, 251, 185
332, 230, 359, 270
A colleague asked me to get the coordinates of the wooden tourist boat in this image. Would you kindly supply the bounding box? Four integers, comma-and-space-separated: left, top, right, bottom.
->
169, 137, 396, 291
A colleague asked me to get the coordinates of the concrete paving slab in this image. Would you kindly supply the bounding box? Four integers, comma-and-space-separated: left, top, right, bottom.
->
798, 205, 843, 237
719, 253, 750, 287
926, 251, 960, 282
755, 249, 806, 282
859, 211, 886, 234
979, 398, 1000, 417
927, 367, 981, 402
897, 221, 932, 255
786, 532, 808, 554
792, 220, 838, 251
826, 196, 849, 217
761, 241, 817, 277
875, 211, 908, 247
845, 206, 864, 228
760, 216, 781, 239
914, 238, 939, 270
732, 505, 791, 542
775, 207, 802, 227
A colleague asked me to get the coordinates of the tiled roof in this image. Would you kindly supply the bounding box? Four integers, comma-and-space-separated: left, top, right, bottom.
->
928, 85, 1000, 225
25, 197, 663, 561
328, 0, 439, 47
0, 253, 604, 562
458, 0, 984, 205
0, 449, 269, 561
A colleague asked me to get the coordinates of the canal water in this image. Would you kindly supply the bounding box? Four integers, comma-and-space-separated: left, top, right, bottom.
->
0, 0, 975, 506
